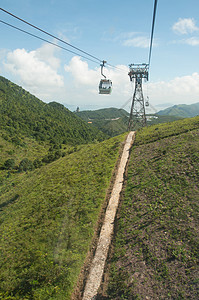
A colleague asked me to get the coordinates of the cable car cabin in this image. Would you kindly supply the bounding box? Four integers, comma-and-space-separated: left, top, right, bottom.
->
99, 79, 112, 94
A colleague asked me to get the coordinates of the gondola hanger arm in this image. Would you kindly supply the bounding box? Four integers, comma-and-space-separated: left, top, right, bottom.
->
101, 60, 107, 79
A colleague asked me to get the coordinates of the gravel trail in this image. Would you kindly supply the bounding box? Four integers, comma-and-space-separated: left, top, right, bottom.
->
82, 131, 135, 300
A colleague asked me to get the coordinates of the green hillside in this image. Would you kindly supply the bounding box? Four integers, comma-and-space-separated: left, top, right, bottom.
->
0, 76, 105, 145
0, 76, 127, 299
75, 107, 129, 121
87, 116, 129, 137
104, 116, 199, 299
146, 114, 182, 125
157, 102, 199, 118
0, 132, 127, 299
75, 108, 129, 137
76, 107, 129, 137
1, 76, 198, 299
76, 108, 184, 137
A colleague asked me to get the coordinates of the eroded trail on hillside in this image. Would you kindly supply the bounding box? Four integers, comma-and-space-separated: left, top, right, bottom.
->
82, 131, 135, 300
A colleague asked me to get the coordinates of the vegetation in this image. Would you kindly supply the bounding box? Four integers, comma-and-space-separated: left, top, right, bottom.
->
157, 102, 199, 118
88, 116, 129, 137
105, 116, 199, 299
146, 114, 182, 125
1, 75, 198, 299
75, 108, 129, 137
0, 133, 127, 299
76, 108, 184, 138
0, 76, 106, 146
135, 116, 199, 145
75, 107, 129, 121
0, 76, 128, 299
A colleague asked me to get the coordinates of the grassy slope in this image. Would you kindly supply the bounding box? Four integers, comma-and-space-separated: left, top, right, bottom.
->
0, 133, 127, 300
146, 114, 182, 126
0, 130, 48, 165
106, 117, 199, 299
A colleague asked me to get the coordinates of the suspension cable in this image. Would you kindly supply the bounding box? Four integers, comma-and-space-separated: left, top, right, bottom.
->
148, 0, 158, 69
0, 7, 102, 63
106, 62, 127, 74
0, 7, 128, 73
0, 20, 100, 65
1, 4, 158, 75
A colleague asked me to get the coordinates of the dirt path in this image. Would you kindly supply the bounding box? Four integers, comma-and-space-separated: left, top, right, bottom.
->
82, 131, 135, 300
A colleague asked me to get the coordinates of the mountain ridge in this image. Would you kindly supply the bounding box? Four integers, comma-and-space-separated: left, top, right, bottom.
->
157, 102, 199, 118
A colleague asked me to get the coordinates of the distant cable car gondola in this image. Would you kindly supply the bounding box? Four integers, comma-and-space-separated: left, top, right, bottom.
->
99, 60, 112, 94
145, 96, 149, 107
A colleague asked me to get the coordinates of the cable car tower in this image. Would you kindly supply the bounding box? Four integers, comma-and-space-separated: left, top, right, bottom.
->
127, 0, 158, 130
128, 63, 149, 130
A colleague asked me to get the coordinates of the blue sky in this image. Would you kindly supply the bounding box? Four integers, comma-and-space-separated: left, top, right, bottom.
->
0, 0, 199, 111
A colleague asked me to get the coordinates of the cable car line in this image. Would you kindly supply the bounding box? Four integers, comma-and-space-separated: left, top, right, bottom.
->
106, 62, 127, 74
1, 1, 158, 97
0, 19, 100, 65
0, 7, 129, 74
0, 7, 102, 64
0, 17, 126, 78
148, 0, 158, 69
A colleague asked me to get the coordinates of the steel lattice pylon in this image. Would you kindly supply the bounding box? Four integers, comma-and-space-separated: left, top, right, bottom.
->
128, 63, 149, 131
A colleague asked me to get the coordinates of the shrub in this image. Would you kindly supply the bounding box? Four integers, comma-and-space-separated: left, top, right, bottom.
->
3, 158, 15, 170
18, 158, 34, 172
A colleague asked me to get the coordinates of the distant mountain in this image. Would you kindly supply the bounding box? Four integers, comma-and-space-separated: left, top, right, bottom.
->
157, 102, 199, 118
75, 108, 129, 137
75, 107, 129, 121
64, 103, 102, 112
0, 76, 105, 145
76, 107, 185, 136
155, 102, 174, 110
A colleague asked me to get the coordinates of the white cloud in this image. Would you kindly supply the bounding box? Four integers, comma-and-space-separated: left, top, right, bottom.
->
65, 56, 129, 90
102, 31, 154, 49
64, 56, 131, 108
64, 57, 199, 112
64, 56, 99, 86
3, 44, 64, 100
123, 36, 150, 48
148, 73, 199, 105
64, 57, 199, 109
36, 43, 61, 69
172, 18, 199, 35
182, 37, 199, 46
102, 31, 137, 43
2, 50, 198, 110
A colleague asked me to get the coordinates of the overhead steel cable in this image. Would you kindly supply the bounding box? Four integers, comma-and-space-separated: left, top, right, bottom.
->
0, 19, 100, 64
0, 7, 131, 73
148, 0, 158, 69
106, 62, 127, 74
1, 18, 127, 74
0, 7, 102, 63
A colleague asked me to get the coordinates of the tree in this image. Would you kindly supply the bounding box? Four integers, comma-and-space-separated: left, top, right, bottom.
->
18, 158, 34, 172
3, 158, 15, 170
